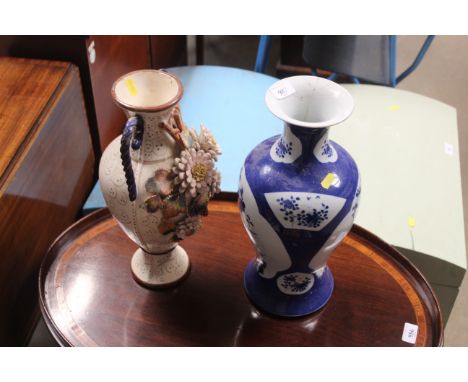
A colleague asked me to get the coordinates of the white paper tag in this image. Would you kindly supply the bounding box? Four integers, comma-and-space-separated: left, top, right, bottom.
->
269, 81, 296, 100
402, 322, 418, 344
444, 142, 454, 156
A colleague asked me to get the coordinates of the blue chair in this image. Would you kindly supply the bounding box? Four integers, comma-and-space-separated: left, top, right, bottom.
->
255, 35, 435, 87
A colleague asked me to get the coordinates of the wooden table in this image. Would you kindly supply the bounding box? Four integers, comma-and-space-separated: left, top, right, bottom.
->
39, 197, 442, 346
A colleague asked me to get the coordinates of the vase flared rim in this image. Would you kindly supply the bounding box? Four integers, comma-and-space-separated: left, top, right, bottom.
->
112, 69, 183, 113
265, 76, 354, 128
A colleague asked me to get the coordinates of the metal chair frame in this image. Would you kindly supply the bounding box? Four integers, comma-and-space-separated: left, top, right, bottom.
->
255, 35, 435, 87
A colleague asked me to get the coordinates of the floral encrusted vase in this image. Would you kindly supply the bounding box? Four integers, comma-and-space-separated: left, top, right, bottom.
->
99, 69, 221, 289
239, 76, 360, 317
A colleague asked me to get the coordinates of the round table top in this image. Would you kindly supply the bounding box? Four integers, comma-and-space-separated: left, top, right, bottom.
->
40, 197, 443, 346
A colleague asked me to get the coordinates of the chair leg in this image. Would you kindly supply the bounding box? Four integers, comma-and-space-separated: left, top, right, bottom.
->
396, 35, 435, 85
327, 72, 338, 81
389, 36, 397, 87
255, 35, 272, 73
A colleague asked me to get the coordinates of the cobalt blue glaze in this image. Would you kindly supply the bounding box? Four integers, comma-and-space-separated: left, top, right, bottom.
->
246, 130, 358, 267
120, 115, 144, 202
244, 259, 334, 316
238, 76, 360, 317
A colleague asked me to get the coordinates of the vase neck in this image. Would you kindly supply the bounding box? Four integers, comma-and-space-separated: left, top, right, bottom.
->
124, 108, 173, 132
123, 106, 181, 163
283, 123, 329, 163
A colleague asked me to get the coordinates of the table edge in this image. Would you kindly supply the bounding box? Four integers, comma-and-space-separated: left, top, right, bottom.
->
39, 194, 443, 347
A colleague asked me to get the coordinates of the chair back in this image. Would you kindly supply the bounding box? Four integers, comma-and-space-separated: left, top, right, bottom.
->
302, 36, 392, 85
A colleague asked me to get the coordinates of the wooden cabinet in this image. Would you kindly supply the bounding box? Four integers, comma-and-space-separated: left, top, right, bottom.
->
0, 36, 187, 157
0, 57, 95, 345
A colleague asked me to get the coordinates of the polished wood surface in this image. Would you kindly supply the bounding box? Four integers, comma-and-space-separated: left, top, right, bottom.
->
0, 57, 94, 345
0, 36, 100, 158
40, 198, 442, 346
0, 58, 70, 195
0, 36, 152, 157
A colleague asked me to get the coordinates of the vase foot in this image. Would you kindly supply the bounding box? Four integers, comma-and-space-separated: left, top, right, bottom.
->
244, 260, 334, 317
131, 246, 190, 289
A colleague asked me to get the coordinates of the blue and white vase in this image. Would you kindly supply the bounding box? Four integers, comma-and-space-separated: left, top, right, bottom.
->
239, 76, 361, 317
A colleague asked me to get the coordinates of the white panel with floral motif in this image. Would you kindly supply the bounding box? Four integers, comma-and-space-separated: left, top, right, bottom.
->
270, 125, 302, 163
265, 192, 346, 231
239, 166, 292, 278
313, 134, 338, 163
277, 272, 315, 295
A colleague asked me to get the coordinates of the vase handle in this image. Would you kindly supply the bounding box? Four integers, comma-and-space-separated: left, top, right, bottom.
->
120, 115, 144, 201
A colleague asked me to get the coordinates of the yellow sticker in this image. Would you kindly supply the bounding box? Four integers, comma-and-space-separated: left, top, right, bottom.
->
125, 78, 138, 96
388, 104, 400, 111
321, 173, 338, 189
407, 216, 416, 228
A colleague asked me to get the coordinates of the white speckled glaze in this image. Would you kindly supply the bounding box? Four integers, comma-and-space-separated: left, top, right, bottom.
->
99, 70, 221, 289
99, 111, 180, 255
